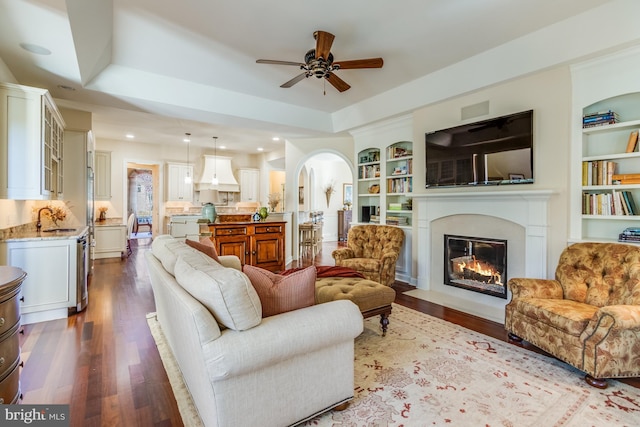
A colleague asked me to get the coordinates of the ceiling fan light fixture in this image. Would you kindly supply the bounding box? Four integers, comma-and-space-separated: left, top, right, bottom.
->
256, 30, 381, 93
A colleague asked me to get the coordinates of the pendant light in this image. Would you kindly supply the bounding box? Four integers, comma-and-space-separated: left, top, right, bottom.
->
184, 133, 192, 184
211, 136, 219, 186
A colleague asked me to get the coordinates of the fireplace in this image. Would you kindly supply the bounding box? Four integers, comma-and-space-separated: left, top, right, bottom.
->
444, 234, 507, 299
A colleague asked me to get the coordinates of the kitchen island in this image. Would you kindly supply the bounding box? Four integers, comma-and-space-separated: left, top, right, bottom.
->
94, 218, 126, 259
207, 221, 286, 272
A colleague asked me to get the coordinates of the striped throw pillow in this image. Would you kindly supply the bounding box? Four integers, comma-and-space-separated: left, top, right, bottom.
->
243, 265, 316, 317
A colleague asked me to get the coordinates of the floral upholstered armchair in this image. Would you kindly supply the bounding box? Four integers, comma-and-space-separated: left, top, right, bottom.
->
505, 242, 640, 388
332, 225, 404, 286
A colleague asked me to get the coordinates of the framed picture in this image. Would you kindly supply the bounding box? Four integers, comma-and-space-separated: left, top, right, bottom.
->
343, 183, 353, 205
298, 186, 304, 205
509, 173, 525, 180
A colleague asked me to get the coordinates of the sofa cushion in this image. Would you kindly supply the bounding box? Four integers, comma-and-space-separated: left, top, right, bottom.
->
174, 257, 262, 330
510, 297, 599, 337
243, 265, 316, 317
186, 237, 220, 262
152, 235, 217, 275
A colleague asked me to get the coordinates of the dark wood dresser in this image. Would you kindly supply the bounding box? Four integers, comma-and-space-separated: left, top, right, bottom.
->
0, 266, 25, 404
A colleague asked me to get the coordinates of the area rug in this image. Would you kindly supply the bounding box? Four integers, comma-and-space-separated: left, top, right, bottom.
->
146, 306, 640, 427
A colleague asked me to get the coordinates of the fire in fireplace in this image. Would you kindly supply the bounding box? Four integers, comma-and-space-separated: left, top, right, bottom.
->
444, 234, 507, 299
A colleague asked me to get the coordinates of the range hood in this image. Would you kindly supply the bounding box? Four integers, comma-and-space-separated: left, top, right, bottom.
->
195, 155, 240, 192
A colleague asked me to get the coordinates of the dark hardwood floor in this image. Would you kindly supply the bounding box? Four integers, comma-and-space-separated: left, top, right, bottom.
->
19, 237, 639, 426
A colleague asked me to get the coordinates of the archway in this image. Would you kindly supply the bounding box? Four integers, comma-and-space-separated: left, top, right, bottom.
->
293, 151, 353, 259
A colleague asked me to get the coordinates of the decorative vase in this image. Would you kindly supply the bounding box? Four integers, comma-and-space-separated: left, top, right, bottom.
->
259, 207, 269, 221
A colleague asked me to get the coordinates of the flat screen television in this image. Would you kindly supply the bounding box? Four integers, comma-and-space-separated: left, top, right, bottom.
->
425, 110, 533, 188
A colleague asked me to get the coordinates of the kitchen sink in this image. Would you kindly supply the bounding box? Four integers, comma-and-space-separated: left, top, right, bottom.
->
43, 228, 77, 232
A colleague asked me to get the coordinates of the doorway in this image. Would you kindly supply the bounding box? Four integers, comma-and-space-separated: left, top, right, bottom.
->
126, 162, 160, 238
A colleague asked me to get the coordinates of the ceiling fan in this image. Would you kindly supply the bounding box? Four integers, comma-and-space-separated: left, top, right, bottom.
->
256, 30, 383, 93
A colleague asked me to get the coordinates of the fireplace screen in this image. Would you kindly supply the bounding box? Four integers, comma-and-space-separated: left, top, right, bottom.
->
444, 234, 507, 299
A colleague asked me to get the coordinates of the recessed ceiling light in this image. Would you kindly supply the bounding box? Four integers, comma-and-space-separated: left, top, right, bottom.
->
272, 137, 280, 141
125, 134, 135, 139
219, 145, 226, 149
19, 43, 51, 55
257, 147, 264, 151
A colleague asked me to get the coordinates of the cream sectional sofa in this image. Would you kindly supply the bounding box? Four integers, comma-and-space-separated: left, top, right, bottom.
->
145, 235, 363, 427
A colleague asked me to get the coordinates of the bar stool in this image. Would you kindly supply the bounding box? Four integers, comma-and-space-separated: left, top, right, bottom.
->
299, 222, 319, 259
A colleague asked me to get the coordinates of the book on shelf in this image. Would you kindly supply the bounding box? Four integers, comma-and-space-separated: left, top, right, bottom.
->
618, 233, 640, 243
388, 203, 402, 211
582, 110, 620, 128
583, 110, 619, 119
387, 146, 412, 159
612, 173, 640, 180
583, 160, 617, 186
386, 215, 408, 226
621, 227, 640, 236
626, 130, 639, 153
582, 190, 637, 215
622, 191, 637, 215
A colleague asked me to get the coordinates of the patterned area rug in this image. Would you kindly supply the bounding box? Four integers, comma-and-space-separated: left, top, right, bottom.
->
147, 305, 640, 427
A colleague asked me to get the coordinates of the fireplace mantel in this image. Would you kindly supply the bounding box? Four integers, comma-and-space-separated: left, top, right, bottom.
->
411, 189, 554, 323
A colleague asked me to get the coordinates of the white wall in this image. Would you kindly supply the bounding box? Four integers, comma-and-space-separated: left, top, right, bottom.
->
411, 66, 572, 279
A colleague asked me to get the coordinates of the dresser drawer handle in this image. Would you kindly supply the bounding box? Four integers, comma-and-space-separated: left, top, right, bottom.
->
0, 318, 4, 326
0, 357, 4, 366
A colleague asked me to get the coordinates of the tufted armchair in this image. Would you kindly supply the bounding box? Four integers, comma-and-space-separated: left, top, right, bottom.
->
332, 224, 404, 286
505, 242, 640, 388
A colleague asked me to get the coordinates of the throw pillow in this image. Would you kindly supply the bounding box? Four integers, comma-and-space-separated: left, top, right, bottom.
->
174, 257, 262, 330
186, 237, 220, 262
243, 265, 317, 317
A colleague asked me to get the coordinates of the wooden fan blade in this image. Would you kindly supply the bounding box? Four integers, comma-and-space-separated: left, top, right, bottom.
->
281, 72, 308, 88
326, 73, 351, 92
257, 59, 304, 66
335, 58, 384, 69
314, 30, 335, 60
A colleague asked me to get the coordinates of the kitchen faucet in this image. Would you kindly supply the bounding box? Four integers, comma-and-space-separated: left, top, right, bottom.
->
36, 207, 53, 231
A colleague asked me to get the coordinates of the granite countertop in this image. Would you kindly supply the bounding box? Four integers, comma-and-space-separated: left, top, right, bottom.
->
0, 225, 89, 242
95, 218, 125, 226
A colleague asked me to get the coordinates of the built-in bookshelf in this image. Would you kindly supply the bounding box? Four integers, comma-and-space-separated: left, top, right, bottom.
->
580, 96, 640, 243
385, 141, 413, 227
357, 148, 381, 223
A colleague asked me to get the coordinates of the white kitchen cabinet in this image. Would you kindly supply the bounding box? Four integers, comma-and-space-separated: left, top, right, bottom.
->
166, 162, 194, 202
64, 130, 94, 225
93, 223, 127, 259
0, 82, 65, 200
0, 238, 77, 324
94, 150, 112, 200
239, 168, 259, 202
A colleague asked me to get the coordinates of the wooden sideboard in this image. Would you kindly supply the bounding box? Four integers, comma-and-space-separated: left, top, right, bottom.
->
208, 221, 286, 272
0, 266, 26, 404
